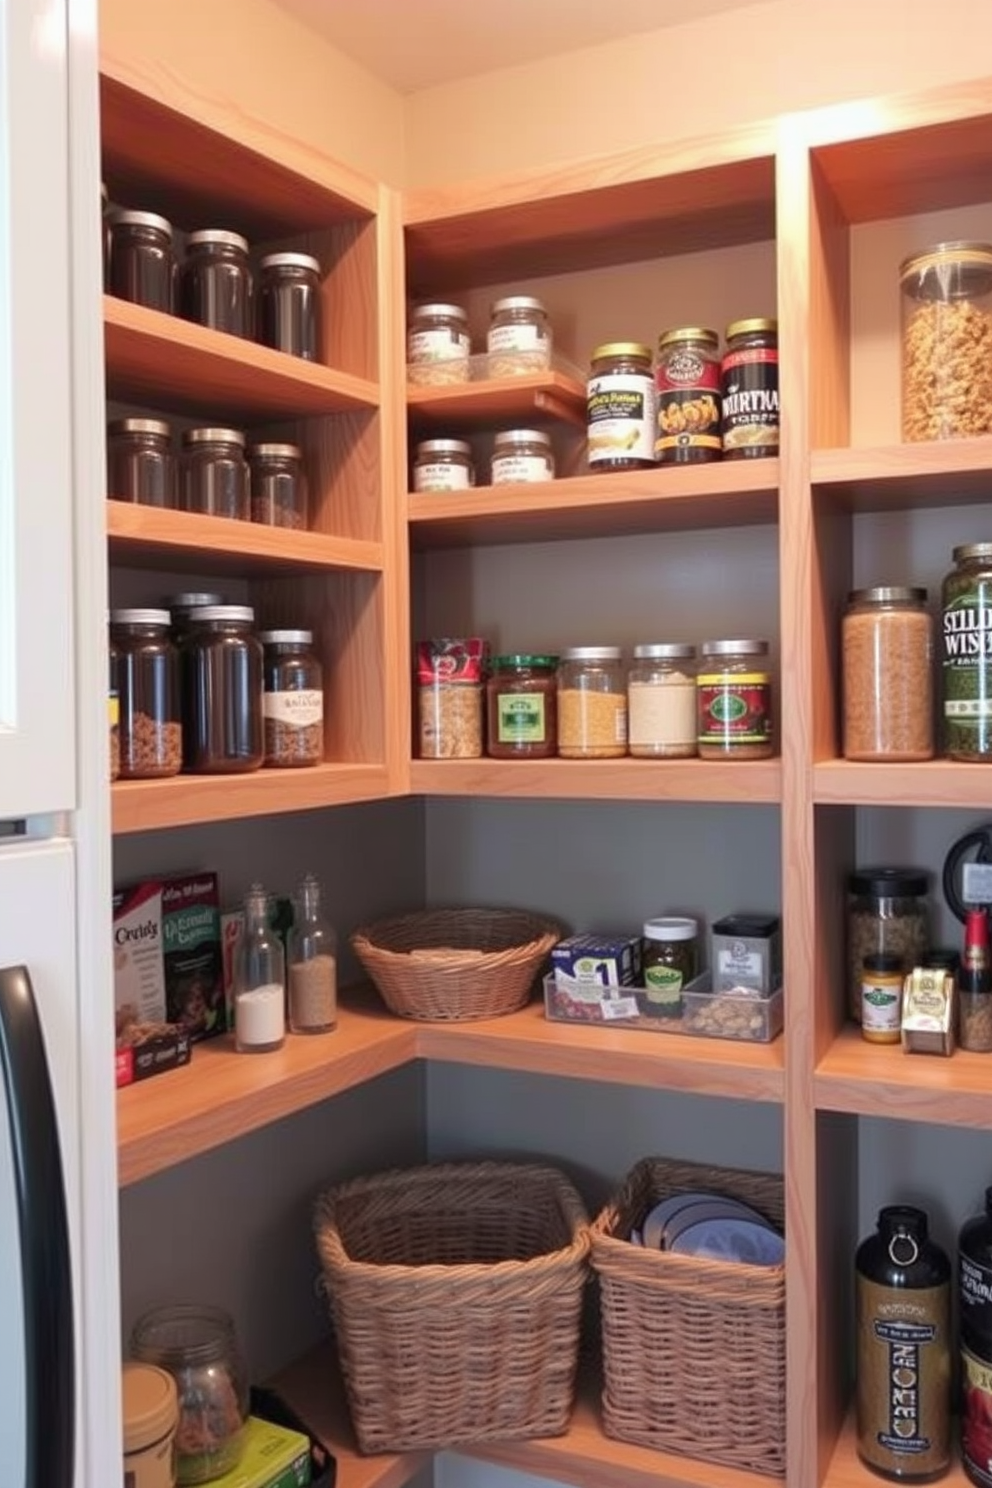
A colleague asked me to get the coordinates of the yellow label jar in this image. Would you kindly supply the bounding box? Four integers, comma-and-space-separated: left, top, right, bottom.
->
860, 952, 904, 1043
122, 1362, 178, 1488
696, 639, 773, 759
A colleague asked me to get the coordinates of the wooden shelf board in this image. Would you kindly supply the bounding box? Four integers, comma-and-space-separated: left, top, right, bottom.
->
111, 763, 394, 836
406, 370, 586, 428
824, 1407, 969, 1488
816, 1026, 992, 1130
411, 757, 782, 805
813, 759, 992, 809
812, 439, 992, 511
104, 297, 378, 420
409, 462, 779, 548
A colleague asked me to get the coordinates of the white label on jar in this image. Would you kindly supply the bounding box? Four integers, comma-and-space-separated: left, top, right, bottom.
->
236, 983, 284, 1046
487, 324, 549, 353
263, 689, 323, 727
587, 372, 657, 465
627, 678, 696, 747
414, 461, 473, 493
491, 454, 553, 485
408, 328, 470, 363
862, 977, 901, 1034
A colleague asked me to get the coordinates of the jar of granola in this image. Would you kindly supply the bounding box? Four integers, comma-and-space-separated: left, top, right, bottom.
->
259, 630, 323, 768
901, 241, 992, 441
697, 639, 773, 759
110, 610, 182, 779
557, 646, 627, 759
655, 328, 722, 464
408, 303, 470, 386
417, 638, 487, 758
627, 643, 697, 758
487, 296, 552, 377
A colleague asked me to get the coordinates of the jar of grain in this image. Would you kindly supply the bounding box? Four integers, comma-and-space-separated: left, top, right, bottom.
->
655, 327, 722, 464
487, 295, 552, 377
941, 543, 992, 761
900, 241, 992, 441
259, 630, 323, 768
413, 439, 475, 493
288, 873, 337, 1034
486, 654, 558, 758
842, 586, 934, 761
696, 639, 773, 759
846, 868, 929, 1023
416, 638, 487, 758
109, 610, 182, 778
490, 429, 555, 485
627, 643, 697, 758
557, 646, 627, 759
407, 303, 471, 385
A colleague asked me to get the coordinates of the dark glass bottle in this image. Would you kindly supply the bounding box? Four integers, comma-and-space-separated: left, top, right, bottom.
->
961, 1189, 992, 1488
960, 908, 992, 1052
182, 605, 263, 774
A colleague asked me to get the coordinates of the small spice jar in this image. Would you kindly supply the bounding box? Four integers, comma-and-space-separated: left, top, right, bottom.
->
721, 318, 779, 458
181, 427, 249, 520
182, 605, 263, 774
696, 639, 773, 759
640, 916, 700, 1019
257, 251, 321, 361
846, 868, 930, 1023
248, 441, 308, 529
655, 327, 722, 464
843, 586, 933, 762
109, 609, 182, 778
107, 418, 176, 508
490, 429, 555, 485
486, 654, 558, 758
941, 543, 992, 761
900, 241, 992, 441
557, 646, 627, 759
587, 343, 656, 471
287, 873, 337, 1034
108, 209, 176, 313
416, 638, 486, 759
627, 643, 697, 758
860, 952, 905, 1044
407, 302, 471, 385
181, 229, 252, 338
413, 438, 475, 494
260, 629, 323, 768
121, 1362, 178, 1488
486, 295, 552, 377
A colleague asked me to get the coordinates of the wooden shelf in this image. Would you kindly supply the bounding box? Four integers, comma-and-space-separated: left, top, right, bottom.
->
823, 1408, 969, 1488
111, 763, 394, 836
812, 439, 992, 511
411, 757, 782, 805
409, 461, 779, 548
813, 759, 992, 809
104, 297, 378, 420
407, 369, 586, 428
816, 1026, 992, 1130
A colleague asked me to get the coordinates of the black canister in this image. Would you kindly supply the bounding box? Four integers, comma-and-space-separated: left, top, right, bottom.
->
960, 1189, 992, 1486
182, 605, 263, 774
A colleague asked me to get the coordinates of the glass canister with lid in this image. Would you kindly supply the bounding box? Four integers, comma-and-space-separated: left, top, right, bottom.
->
407, 303, 471, 386
557, 646, 627, 759
900, 241, 992, 441
640, 916, 700, 1019
417, 638, 487, 759
181, 427, 250, 520
182, 605, 263, 774
490, 429, 555, 485
486, 654, 558, 758
627, 643, 697, 758
109, 609, 182, 778
108, 209, 176, 313
107, 418, 176, 508
260, 629, 324, 768
413, 438, 475, 494
941, 542, 992, 761
486, 295, 552, 377
697, 639, 773, 759
846, 867, 930, 1023
248, 441, 308, 529
258, 251, 321, 361
587, 343, 656, 472
655, 327, 722, 464
181, 228, 252, 338
842, 586, 933, 761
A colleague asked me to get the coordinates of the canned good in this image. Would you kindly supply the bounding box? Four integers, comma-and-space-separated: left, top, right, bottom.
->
721, 318, 778, 458
941, 542, 992, 760
486, 654, 558, 758
182, 229, 252, 338
407, 303, 470, 386
417, 638, 486, 758
627, 643, 697, 758
181, 427, 249, 520
260, 629, 323, 768
557, 646, 627, 759
490, 429, 554, 485
182, 605, 263, 773
487, 295, 552, 377
901, 241, 992, 441
107, 417, 176, 508
257, 251, 321, 361
655, 328, 722, 464
248, 441, 308, 529
413, 438, 474, 494
108, 209, 176, 313
587, 343, 656, 471
109, 609, 182, 779
842, 586, 933, 761
696, 639, 772, 759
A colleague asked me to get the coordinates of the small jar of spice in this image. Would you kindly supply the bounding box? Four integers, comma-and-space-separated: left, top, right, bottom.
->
486, 654, 558, 758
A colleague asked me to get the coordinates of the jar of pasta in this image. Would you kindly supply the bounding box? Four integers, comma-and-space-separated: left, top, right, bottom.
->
655, 327, 722, 464
487, 295, 552, 377
627, 643, 697, 758
407, 303, 471, 385
557, 646, 627, 759
697, 639, 772, 759
486, 654, 558, 758
842, 586, 933, 761
900, 241, 992, 441
417, 638, 487, 758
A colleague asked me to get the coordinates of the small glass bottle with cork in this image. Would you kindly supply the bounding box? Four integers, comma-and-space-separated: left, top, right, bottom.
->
288, 874, 337, 1035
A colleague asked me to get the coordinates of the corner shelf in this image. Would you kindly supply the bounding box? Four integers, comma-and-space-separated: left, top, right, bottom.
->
410, 757, 782, 805
407, 369, 586, 428
816, 1027, 992, 1131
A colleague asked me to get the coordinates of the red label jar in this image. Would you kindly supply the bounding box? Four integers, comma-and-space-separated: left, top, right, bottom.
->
655, 327, 722, 464
696, 638, 773, 759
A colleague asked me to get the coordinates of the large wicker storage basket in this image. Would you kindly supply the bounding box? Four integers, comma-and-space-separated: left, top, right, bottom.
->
314, 1160, 590, 1453
590, 1156, 786, 1477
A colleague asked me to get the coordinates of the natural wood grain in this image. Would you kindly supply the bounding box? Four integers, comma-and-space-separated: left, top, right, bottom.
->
807, 157, 852, 451
407, 370, 586, 427
250, 411, 382, 545
816, 1026, 992, 1130
813, 438, 992, 508
410, 757, 782, 804
814, 759, 992, 807
824, 1408, 969, 1488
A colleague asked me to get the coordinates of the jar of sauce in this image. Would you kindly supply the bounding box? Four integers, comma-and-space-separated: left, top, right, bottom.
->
181, 427, 250, 520
486, 655, 558, 758
107, 417, 176, 508
258, 252, 321, 361
413, 438, 474, 493
248, 441, 308, 529
655, 327, 722, 464
587, 343, 656, 471
696, 639, 773, 759
721, 318, 779, 458
109, 609, 182, 778
557, 646, 627, 758
640, 916, 700, 1018
490, 429, 554, 485
860, 952, 904, 1043
108, 209, 176, 313
260, 629, 324, 768
408, 303, 470, 385
182, 605, 263, 773
182, 229, 252, 338
487, 295, 552, 377
843, 586, 933, 761
627, 643, 697, 758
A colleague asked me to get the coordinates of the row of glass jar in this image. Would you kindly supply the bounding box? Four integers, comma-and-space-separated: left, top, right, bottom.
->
416, 640, 774, 760
108, 603, 324, 780
107, 419, 308, 528
407, 296, 553, 385
413, 430, 555, 492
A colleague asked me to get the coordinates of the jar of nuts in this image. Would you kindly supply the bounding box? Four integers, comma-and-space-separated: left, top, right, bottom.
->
109, 609, 182, 778
557, 646, 627, 759
900, 241, 992, 442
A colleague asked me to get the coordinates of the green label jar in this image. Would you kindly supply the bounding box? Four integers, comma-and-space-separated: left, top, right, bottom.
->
640, 916, 699, 1018
942, 542, 992, 760
486, 654, 558, 758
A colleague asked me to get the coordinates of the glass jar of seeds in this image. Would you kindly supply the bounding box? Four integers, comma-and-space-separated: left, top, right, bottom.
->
557, 646, 627, 759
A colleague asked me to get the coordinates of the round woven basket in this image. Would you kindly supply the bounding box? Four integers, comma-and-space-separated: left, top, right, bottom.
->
351, 907, 561, 1021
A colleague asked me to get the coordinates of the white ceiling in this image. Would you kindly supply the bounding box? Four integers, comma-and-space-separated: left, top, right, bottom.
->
272, 0, 759, 93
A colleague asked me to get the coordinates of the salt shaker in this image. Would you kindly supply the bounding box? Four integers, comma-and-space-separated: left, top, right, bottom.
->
288, 874, 337, 1034
234, 883, 285, 1053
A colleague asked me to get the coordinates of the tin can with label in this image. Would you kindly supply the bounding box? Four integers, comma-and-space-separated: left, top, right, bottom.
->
655, 327, 722, 464
960, 1188, 992, 1487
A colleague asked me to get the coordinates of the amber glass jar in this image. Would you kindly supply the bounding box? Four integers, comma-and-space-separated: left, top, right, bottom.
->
108, 209, 176, 313
248, 442, 308, 529
260, 629, 324, 768
182, 605, 263, 774
557, 646, 627, 758
407, 303, 471, 385
486, 655, 558, 758
258, 251, 321, 361
182, 228, 252, 338
721, 318, 779, 458
107, 417, 176, 508
842, 586, 933, 762
413, 439, 475, 493
696, 639, 773, 759
487, 295, 552, 377
110, 609, 182, 778
655, 327, 722, 464
181, 427, 249, 520
587, 343, 656, 471
901, 241, 992, 441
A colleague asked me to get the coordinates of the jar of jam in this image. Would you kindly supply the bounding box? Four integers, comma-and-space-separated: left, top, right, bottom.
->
697, 639, 773, 759
258, 252, 321, 361
587, 343, 656, 472
181, 427, 250, 520
487, 295, 552, 377
640, 916, 700, 1019
182, 229, 252, 338
407, 303, 470, 386
557, 646, 627, 758
490, 429, 554, 485
260, 629, 324, 768
721, 318, 779, 458
248, 442, 308, 529
182, 605, 263, 774
109, 609, 182, 778
107, 417, 176, 508
627, 643, 697, 758
486, 655, 558, 758
413, 439, 475, 493
655, 327, 722, 464
108, 209, 176, 313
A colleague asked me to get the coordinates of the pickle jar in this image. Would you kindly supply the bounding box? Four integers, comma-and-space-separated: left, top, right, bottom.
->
260, 629, 324, 768
721, 318, 779, 458
486, 654, 558, 758
407, 303, 471, 386
627, 643, 697, 758
416, 638, 486, 759
108, 209, 176, 313
258, 252, 321, 361
490, 429, 555, 485
181, 427, 250, 520
697, 639, 773, 759
413, 439, 475, 494
182, 605, 263, 774
842, 586, 933, 762
900, 241, 992, 441
182, 228, 252, 338
248, 441, 308, 529
587, 343, 656, 472
107, 417, 176, 509
109, 609, 182, 779
846, 868, 930, 1023
557, 646, 627, 759
655, 327, 722, 465
941, 542, 992, 761
486, 295, 552, 377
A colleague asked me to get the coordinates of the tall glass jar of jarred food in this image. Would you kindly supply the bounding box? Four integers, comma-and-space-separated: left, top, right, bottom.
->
486, 655, 558, 758
942, 543, 992, 761
655, 327, 722, 464
720, 319, 779, 458
107, 417, 176, 508
486, 295, 552, 377
900, 241, 992, 441
696, 639, 772, 759
259, 629, 323, 768
586, 343, 656, 471
407, 303, 470, 386
109, 610, 182, 778
181, 427, 250, 520
627, 643, 697, 758
258, 251, 321, 361
108, 209, 176, 313
846, 867, 930, 1023
843, 587, 934, 761
417, 638, 487, 758
181, 228, 252, 338
557, 647, 627, 759
182, 605, 263, 773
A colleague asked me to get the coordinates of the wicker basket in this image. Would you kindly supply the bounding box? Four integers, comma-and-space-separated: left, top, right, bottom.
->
350, 907, 560, 1021
590, 1156, 786, 1477
313, 1160, 590, 1453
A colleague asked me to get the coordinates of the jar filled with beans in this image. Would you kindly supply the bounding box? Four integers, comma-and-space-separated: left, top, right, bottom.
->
557, 647, 627, 759
901, 241, 992, 442
842, 586, 933, 761
109, 609, 182, 778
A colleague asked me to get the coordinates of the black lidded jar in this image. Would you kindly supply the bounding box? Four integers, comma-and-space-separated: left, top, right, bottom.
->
960, 1188, 992, 1487
856, 1205, 951, 1482
182, 605, 263, 774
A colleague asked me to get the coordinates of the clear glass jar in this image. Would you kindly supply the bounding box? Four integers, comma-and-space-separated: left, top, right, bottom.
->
108, 209, 176, 313
288, 873, 337, 1034
587, 342, 656, 471
900, 241, 992, 441
941, 542, 992, 761
557, 646, 627, 759
181, 427, 249, 520
846, 868, 930, 1023
181, 228, 252, 338
109, 609, 182, 778
486, 654, 558, 758
721, 318, 779, 458
416, 638, 486, 759
490, 429, 554, 485
843, 586, 933, 761
697, 639, 773, 759
121, 1362, 178, 1488
106, 417, 176, 508
413, 438, 475, 494
182, 605, 263, 773
486, 295, 552, 377
258, 251, 321, 361
407, 303, 470, 386
640, 916, 700, 1019
248, 441, 308, 529
130, 1303, 248, 1485
234, 882, 286, 1053
260, 629, 323, 767
627, 643, 697, 758
655, 327, 722, 464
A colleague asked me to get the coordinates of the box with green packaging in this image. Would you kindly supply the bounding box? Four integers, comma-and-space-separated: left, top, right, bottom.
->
206, 1415, 310, 1488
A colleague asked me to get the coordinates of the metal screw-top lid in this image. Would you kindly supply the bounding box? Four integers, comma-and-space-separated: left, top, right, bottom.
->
726, 317, 778, 339
166, 592, 224, 611
416, 439, 473, 458
591, 342, 652, 362
259, 629, 313, 645
248, 443, 303, 460
491, 295, 547, 315
633, 643, 696, 660
953, 543, 992, 564
658, 326, 719, 350
182, 427, 246, 448
259, 251, 321, 272
109, 208, 173, 236
107, 417, 172, 438
848, 586, 928, 606
700, 638, 769, 658
493, 429, 552, 449
186, 605, 255, 624
411, 303, 468, 322
847, 866, 928, 898
561, 646, 622, 661
110, 608, 171, 626
187, 228, 250, 253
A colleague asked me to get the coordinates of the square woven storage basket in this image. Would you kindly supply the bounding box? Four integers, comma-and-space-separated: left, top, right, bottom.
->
313, 1160, 590, 1453
590, 1156, 786, 1477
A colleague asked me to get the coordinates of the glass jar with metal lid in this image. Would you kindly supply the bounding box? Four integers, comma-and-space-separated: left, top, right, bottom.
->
413, 438, 475, 494
843, 586, 933, 762
640, 916, 700, 1019
165, 592, 225, 646
182, 605, 263, 773
697, 638, 773, 759
846, 867, 930, 1023
900, 241, 992, 441
490, 429, 555, 485
248, 441, 308, 529
181, 228, 252, 338
941, 542, 992, 761
259, 629, 323, 768
627, 643, 697, 758
107, 417, 176, 508
655, 327, 722, 464
486, 654, 558, 758
109, 609, 182, 778
721, 318, 779, 458
407, 303, 471, 386
587, 343, 657, 471
181, 427, 249, 520
557, 646, 627, 758
258, 252, 321, 361
487, 295, 552, 377
108, 209, 176, 313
